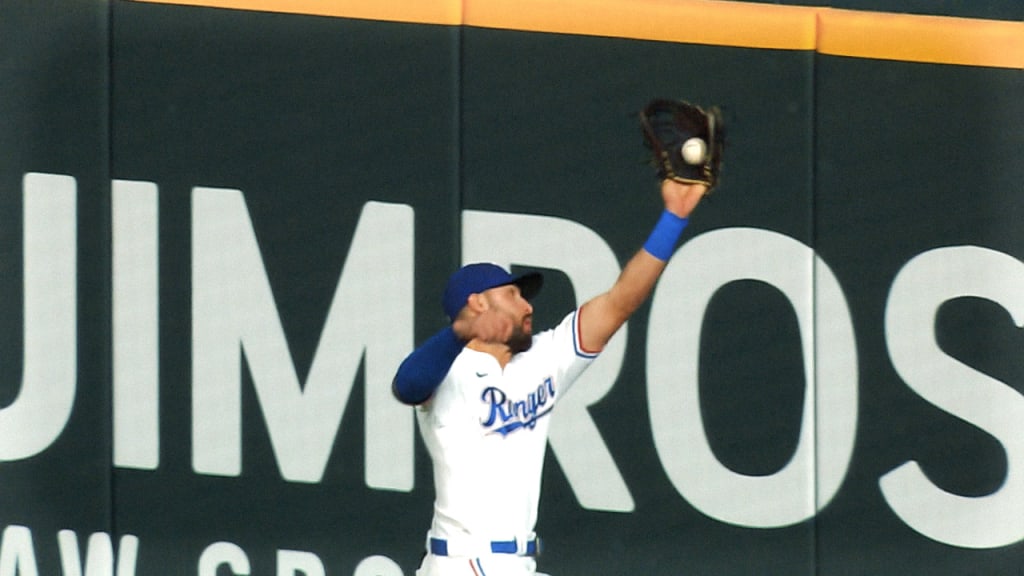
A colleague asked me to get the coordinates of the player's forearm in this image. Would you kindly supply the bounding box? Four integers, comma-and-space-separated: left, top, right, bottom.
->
577, 207, 691, 351
392, 326, 465, 405
607, 208, 689, 313
610, 249, 667, 313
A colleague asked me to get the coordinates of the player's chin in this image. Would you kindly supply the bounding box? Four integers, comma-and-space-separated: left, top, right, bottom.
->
508, 329, 533, 354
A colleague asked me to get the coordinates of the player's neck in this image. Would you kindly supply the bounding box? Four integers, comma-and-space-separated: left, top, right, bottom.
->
467, 339, 513, 369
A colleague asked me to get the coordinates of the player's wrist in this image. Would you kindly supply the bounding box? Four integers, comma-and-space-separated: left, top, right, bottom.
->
643, 209, 688, 261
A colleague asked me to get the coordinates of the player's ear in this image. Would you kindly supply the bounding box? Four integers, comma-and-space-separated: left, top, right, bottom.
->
466, 292, 488, 313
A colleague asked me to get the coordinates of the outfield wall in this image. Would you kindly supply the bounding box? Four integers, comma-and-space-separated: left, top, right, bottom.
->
1, 1, 1022, 573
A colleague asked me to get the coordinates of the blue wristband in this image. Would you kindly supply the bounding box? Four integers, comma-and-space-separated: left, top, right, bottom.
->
643, 210, 689, 261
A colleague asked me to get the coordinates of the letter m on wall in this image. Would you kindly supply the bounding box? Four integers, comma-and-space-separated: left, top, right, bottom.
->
191, 188, 415, 491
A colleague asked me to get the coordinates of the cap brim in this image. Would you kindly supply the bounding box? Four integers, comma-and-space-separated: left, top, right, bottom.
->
512, 271, 543, 301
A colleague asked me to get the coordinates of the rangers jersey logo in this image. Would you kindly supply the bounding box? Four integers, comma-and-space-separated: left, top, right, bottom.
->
479, 378, 556, 436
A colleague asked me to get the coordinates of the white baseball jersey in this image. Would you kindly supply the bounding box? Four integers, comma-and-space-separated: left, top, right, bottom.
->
417, 308, 598, 546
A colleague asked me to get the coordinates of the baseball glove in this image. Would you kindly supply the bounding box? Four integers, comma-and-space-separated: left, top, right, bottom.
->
640, 99, 724, 191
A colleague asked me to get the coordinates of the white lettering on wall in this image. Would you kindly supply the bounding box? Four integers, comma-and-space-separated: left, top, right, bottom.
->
191, 189, 415, 489
0, 525, 39, 576
647, 227, 858, 527
0, 173, 77, 462
276, 549, 325, 576
3, 172, 1023, 551
198, 541, 250, 576
883, 245, 1024, 548
352, 555, 403, 576
112, 180, 161, 470
57, 530, 139, 576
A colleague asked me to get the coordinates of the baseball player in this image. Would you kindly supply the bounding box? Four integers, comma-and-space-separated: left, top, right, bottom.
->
392, 175, 709, 576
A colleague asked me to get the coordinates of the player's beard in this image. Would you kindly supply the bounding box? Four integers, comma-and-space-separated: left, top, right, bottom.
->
508, 318, 533, 354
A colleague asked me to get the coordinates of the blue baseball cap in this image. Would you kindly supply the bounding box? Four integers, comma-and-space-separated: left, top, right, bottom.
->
442, 263, 543, 321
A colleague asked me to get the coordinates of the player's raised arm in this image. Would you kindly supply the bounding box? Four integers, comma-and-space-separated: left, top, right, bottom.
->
577, 98, 723, 354
576, 179, 707, 353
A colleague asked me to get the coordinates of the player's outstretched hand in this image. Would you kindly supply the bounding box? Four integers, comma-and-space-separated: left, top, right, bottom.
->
661, 178, 707, 219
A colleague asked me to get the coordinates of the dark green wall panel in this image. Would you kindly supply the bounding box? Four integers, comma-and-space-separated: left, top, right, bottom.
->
0, 2, 111, 573
1, 1, 1021, 574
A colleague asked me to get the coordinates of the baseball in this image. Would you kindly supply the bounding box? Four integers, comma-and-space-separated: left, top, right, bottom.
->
681, 137, 706, 165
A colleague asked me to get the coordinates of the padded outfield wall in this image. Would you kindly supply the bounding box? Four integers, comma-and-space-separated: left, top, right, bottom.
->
1, 0, 1022, 574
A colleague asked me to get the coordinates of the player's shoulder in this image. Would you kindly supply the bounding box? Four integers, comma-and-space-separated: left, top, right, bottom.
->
524, 309, 584, 354
449, 346, 498, 372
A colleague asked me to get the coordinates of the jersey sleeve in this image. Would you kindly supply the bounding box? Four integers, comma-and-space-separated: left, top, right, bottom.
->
392, 326, 466, 405
533, 308, 600, 397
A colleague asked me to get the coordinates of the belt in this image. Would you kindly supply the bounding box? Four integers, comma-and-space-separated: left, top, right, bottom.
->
429, 536, 541, 557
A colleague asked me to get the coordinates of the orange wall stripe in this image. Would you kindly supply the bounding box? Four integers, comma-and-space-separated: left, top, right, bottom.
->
463, 0, 819, 51
132, 0, 463, 25
129, 0, 1024, 69
817, 9, 1024, 69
